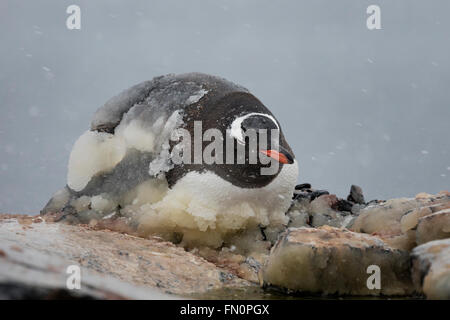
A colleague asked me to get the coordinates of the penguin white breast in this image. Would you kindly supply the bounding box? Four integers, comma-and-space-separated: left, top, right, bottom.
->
136, 160, 299, 247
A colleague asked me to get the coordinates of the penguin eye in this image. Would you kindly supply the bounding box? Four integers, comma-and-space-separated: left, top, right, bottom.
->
230, 113, 279, 145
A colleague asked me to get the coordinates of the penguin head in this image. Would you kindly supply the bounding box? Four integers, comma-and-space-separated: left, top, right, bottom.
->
220, 111, 294, 187
167, 91, 296, 189
230, 112, 294, 166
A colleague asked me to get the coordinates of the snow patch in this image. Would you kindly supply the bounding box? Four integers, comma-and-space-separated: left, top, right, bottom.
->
115, 119, 155, 152
148, 110, 184, 177
67, 131, 126, 191
186, 89, 208, 104
91, 194, 116, 214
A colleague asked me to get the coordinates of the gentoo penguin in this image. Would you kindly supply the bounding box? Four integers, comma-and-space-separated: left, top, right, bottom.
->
42, 73, 299, 249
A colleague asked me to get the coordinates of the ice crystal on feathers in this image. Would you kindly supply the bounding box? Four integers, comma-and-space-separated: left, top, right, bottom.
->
148, 142, 173, 178
148, 110, 184, 177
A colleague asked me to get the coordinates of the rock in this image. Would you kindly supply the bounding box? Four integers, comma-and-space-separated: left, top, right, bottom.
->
400, 207, 433, 233
333, 199, 354, 213
294, 183, 311, 190
351, 203, 366, 215
415, 192, 435, 200
307, 194, 335, 217
310, 190, 329, 201
416, 209, 450, 245
310, 211, 353, 229
287, 210, 310, 228
288, 192, 356, 229
351, 194, 450, 250
263, 226, 414, 296
310, 212, 340, 228
3, 188, 448, 300
308, 194, 354, 228
0, 245, 170, 300
191, 247, 267, 284
411, 239, 450, 299
287, 195, 312, 229
312, 194, 338, 208
347, 185, 365, 204
0, 215, 252, 299
292, 191, 312, 201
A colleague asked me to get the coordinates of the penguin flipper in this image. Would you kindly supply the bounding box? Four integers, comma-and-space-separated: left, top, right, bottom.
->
41, 150, 156, 219
72, 149, 155, 198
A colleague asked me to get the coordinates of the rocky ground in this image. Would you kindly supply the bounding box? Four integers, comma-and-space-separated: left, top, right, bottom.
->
0, 185, 449, 299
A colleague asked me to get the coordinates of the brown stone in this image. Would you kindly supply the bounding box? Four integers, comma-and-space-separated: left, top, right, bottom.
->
347, 185, 365, 204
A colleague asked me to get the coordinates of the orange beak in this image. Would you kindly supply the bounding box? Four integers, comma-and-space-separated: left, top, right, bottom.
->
260, 149, 293, 164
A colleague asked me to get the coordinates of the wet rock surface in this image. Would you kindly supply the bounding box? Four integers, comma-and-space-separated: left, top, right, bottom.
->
288, 184, 359, 230
280, 185, 449, 298
411, 239, 450, 300
263, 226, 414, 296
1, 186, 449, 299
416, 209, 450, 245
351, 192, 450, 251
0, 214, 252, 299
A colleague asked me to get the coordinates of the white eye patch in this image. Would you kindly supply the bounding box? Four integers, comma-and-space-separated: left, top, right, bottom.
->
229, 112, 279, 144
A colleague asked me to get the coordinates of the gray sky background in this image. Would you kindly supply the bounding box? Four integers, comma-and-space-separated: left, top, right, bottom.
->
0, 0, 449, 214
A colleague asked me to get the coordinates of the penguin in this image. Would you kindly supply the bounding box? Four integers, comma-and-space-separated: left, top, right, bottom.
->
42, 73, 299, 249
